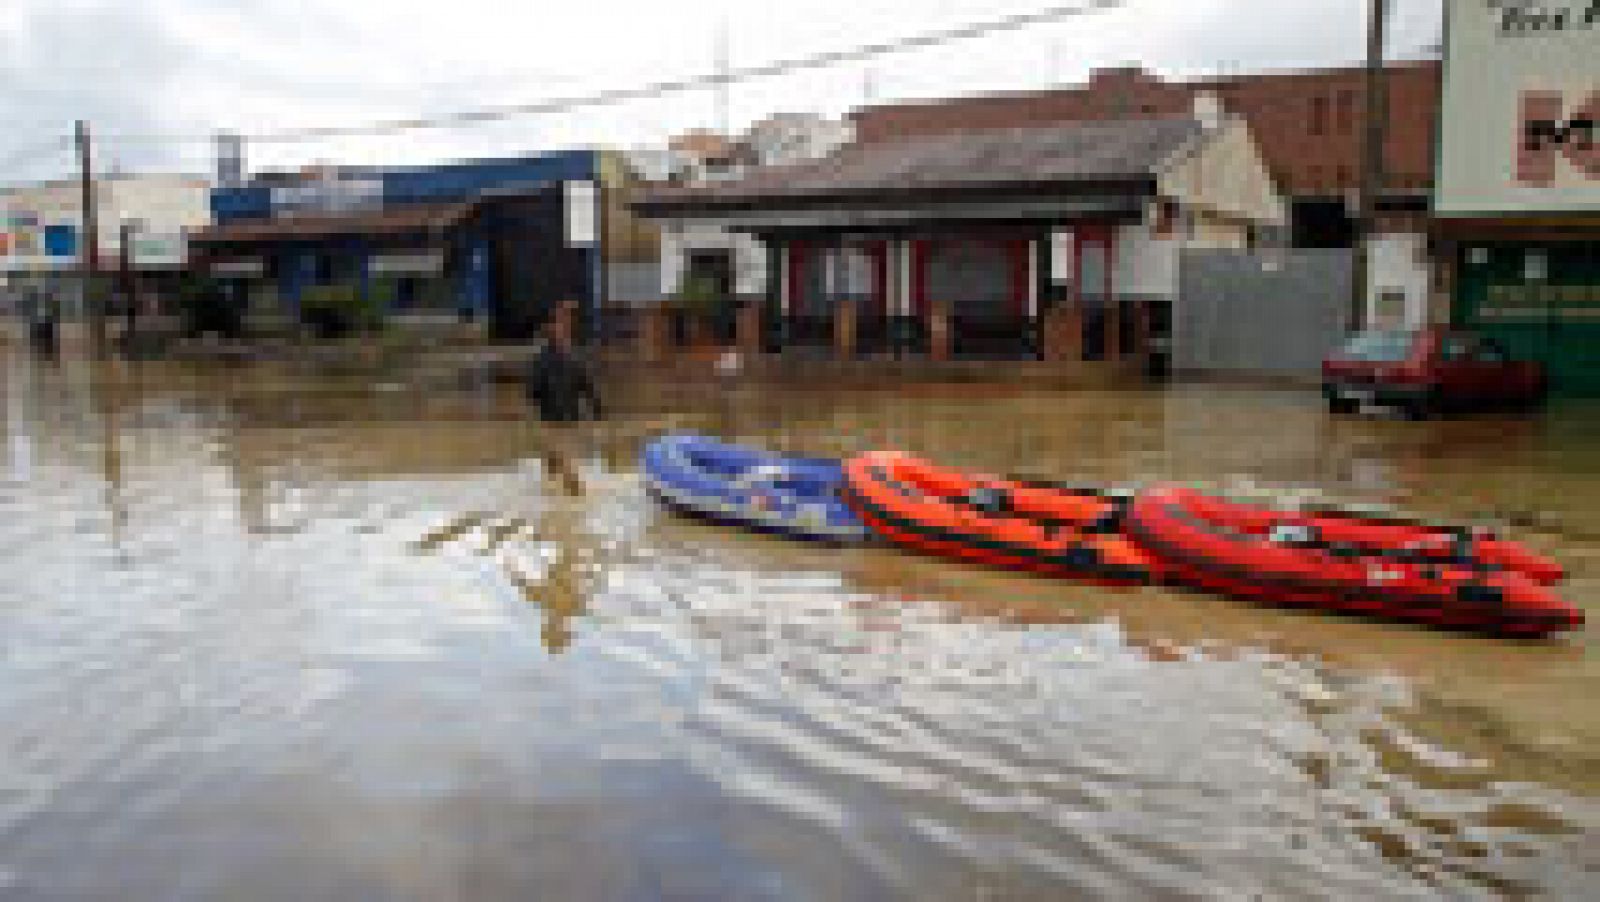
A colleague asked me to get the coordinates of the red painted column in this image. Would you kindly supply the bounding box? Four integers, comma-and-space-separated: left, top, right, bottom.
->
870, 241, 889, 318
1008, 237, 1029, 319
786, 240, 806, 316
911, 239, 929, 317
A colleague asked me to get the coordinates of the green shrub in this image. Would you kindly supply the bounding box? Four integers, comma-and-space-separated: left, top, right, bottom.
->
175, 274, 242, 337
300, 283, 383, 338
673, 274, 723, 317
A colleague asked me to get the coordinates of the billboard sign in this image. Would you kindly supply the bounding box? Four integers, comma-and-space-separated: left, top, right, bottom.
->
1435, 0, 1600, 215
271, 173, 384, 217
565, 179, 598, 247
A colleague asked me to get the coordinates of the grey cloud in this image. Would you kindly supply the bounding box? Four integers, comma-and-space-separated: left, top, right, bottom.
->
1, 1, 190, 178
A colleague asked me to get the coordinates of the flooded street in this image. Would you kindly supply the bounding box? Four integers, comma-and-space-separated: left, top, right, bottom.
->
1, 349, 1596, 900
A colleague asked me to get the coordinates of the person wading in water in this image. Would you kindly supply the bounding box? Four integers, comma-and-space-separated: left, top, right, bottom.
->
525, 305, 603, 422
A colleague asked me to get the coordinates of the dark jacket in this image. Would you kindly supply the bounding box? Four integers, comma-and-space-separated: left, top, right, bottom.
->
526, 343, 603, 422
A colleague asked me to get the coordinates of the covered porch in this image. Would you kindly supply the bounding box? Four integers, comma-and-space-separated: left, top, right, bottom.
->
633, 116, 1251, 364
751, 216, 1144, 360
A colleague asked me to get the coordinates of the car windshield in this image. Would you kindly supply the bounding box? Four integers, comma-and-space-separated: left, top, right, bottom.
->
1337, 330, 1417, 363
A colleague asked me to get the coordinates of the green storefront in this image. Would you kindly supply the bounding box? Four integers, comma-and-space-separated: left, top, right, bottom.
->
1452, 237, 1600, 397
1432, 1, 1599, 396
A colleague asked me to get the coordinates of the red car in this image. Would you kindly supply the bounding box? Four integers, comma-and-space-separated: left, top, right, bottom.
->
1322, 327, 1547, 419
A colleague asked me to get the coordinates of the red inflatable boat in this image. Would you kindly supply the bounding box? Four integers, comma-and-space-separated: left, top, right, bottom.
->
842, 450, 1155, 585
1125, 486, 1582, 637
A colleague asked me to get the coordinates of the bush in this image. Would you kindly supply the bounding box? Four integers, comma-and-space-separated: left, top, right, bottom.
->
300, 283, 383, 339
175, 275, 242, 338
673, 274, 723, 318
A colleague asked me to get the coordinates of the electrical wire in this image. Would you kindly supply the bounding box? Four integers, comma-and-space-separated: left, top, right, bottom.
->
98, 0, 1127, 145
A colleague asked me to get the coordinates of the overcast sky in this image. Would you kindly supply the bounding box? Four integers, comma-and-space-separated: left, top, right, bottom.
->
2, 0, 1443, 184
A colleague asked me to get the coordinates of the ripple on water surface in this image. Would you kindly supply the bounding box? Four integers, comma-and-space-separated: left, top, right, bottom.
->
0, 356, 1595, 899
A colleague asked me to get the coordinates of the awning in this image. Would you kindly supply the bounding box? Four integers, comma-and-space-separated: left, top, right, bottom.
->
1430, 215, 1600, 242
192, 200, 477, 245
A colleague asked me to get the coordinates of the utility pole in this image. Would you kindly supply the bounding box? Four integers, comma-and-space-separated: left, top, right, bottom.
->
118, 219, 138, 344
1350, 0, 1390, 334
75, 119, 106, 358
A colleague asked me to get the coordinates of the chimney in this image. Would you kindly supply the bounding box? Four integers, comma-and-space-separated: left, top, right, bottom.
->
1192, 91, 1226, 131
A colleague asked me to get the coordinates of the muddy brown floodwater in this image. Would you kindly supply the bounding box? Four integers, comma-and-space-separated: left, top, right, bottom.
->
1, 349, 1596, 900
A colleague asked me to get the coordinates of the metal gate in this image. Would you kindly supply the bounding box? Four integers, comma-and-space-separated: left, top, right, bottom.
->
1454, 242, 1600, 397
1174, 249, 1353, 377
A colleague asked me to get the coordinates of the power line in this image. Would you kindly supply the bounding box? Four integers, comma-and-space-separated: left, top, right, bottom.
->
99, 0, 1126, 146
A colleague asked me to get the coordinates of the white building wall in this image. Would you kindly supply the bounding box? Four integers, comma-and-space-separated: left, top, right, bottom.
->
658, 220, 768, 300
1, 174, 210, 268
1365, 232, 1431, 330
1157, 117, 1287, 229
1114, 223, 1181, 300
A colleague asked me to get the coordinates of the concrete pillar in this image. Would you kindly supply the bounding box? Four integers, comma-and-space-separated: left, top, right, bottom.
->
639, 304, 670, 362
834, 299, 857, 359
1042, 301, 1083, 362
1026, 238, 1041, 319
736, 302, 762, 355
1103, 301, 1122, 361
927, 301, 951, 362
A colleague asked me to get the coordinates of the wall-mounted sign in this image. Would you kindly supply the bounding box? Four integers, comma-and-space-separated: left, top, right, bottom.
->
271, 175, 384, 217
565, 180, 598, 247
1436, 0, 1600, 215
369, 251, 445, 276
42, 224, 76, 258
131, 234, 186, 267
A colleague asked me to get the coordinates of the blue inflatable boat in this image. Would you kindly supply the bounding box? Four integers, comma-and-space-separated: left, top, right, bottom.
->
641, 434, 870, 544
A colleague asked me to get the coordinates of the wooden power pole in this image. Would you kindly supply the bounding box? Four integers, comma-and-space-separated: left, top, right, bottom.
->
75, 119, 106, 358
1350, 0, 1390, 333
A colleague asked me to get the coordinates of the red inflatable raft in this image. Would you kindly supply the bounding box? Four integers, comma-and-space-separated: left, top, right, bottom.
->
1125, 486, 1582, 636
842, 450, 1155, 585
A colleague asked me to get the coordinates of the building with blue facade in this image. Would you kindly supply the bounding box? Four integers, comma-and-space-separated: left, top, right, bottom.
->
193, 150, 654, 341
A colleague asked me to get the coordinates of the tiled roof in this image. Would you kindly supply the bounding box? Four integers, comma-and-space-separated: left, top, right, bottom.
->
638, 117, 1203, 210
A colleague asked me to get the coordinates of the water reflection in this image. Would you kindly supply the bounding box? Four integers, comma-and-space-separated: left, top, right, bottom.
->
0, 349, 1595, 899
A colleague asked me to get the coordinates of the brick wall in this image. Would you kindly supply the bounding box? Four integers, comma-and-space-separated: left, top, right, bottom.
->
852, 62, 1441, 202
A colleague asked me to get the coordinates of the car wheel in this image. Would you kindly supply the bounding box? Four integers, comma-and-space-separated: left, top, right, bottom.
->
1328, 396, 1357, 415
